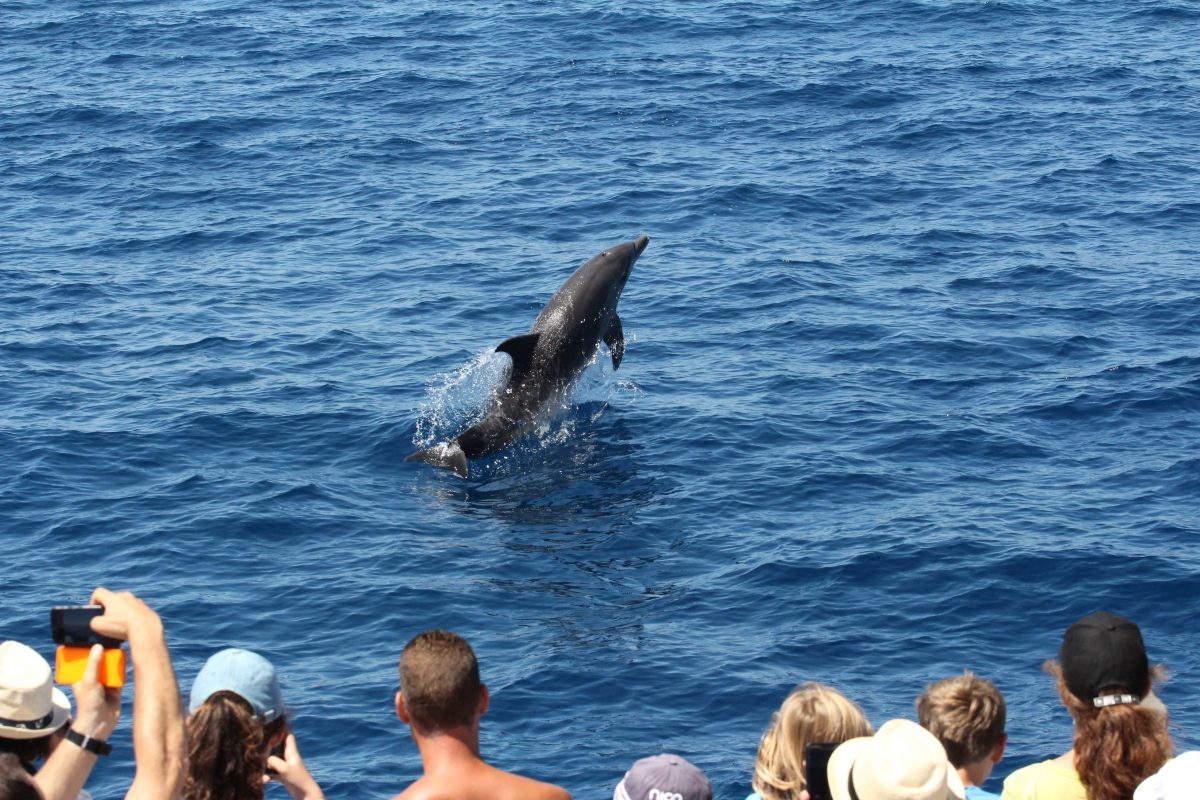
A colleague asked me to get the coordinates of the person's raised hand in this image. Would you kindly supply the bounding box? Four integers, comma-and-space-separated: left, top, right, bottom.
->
70, 644, 121, 740
88, 588, 163, 647
265, 733, 325, 800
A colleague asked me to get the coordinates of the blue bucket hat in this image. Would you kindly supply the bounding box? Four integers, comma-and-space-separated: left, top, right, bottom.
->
189, 649, 284, 723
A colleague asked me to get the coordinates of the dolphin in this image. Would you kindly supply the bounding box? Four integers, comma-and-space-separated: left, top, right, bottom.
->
407, 234, 649, 478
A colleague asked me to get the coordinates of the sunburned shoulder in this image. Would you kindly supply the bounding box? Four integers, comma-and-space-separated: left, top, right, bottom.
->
485, 768, 572, 800
391, 776, 440, 800
391, 772, 571, 800
514, 775, 572, 800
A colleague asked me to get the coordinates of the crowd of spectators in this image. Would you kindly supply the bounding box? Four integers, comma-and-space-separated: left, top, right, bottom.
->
1, 592, 1194, 800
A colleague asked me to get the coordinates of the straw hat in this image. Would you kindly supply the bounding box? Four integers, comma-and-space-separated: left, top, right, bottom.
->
828, 719, 965, 800
0, 641, 71, 740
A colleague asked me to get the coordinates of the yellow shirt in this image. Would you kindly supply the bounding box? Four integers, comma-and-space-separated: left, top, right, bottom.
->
1000, 760, 1086, 800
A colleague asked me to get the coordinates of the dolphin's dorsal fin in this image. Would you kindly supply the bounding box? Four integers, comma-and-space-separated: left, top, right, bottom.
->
405, 443, 469, 479
604, 314, 625, 370
496, 332, 541, 379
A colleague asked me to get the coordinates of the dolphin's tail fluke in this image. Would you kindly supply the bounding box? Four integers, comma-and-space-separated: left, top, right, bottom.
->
405, 442, 469, 478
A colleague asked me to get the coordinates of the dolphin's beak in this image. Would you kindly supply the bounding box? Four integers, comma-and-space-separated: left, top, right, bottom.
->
633, 234, 650, 256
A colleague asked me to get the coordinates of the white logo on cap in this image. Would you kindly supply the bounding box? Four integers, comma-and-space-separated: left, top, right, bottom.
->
648, 791, 683, 800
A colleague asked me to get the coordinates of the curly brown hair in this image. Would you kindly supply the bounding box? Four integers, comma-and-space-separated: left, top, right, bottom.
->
183, 691, 287, 800
1047, 660, 1172, 800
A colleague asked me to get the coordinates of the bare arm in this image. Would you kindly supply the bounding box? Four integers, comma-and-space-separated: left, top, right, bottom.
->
90, 588, 185, 800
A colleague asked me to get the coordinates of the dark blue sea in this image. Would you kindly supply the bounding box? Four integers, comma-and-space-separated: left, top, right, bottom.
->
3, 1, 1199, 797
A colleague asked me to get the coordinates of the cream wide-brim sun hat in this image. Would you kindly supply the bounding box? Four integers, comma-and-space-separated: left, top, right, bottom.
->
0, 641, 72, 740
828, 719, 965, 800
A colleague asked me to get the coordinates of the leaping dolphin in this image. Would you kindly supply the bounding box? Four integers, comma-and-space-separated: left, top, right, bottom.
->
407, 234, 649, 478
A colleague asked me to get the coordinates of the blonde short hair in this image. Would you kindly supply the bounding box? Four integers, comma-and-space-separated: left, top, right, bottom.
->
916, 671, 1006, 767
751, 683, 873, 800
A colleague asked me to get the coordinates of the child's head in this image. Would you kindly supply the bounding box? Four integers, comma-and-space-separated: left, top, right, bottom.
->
916, 671, 1006, 770
752, 682, 873, 800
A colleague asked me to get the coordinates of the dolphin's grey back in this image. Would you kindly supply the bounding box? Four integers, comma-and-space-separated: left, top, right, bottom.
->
406, 235, 648, 478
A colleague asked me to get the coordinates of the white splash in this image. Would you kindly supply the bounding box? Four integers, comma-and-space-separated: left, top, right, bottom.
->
412, 337, 640, 467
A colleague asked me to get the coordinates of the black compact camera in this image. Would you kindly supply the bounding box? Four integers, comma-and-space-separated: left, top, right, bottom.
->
50, 605, 123, 648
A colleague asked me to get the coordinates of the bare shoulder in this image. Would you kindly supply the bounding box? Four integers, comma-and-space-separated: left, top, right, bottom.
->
539, 781, 572, 800
393, 766, 569, 800
501, 770, 572, 800
390, 778, 432, 800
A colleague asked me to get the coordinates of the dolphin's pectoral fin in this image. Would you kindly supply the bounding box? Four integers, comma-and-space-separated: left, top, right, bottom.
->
604, 314, 625, 370
405, 443, 469, 478
496, 333, 541, 379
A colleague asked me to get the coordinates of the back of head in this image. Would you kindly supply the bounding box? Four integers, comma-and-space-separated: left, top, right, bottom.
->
184, 691, 271, 800
399, 630, 481, 733
1053, 611, 1172, 800
615, 754, 712, 800
185, 648, 288, 800
189, 649, 284, 725
916, 671, 1006, 768
752, 683, 874, 800
0, 752, 42, 800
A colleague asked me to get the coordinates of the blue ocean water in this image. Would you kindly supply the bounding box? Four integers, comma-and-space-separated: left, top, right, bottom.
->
2, 0, 1199, 797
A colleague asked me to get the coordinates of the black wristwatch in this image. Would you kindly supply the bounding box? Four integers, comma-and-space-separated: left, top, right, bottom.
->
65, 728, 112, 757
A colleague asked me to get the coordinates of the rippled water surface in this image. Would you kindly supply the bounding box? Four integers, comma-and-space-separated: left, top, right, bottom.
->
3, 1, 1199, 797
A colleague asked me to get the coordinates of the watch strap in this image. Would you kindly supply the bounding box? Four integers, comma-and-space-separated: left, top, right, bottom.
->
65, 728, 112, 757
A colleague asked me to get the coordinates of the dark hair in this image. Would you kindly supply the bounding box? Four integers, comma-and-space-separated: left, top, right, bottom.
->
0, 752, 43, 800
183, 691, 287, 800
0, 733, 53, 771
1047, 661, 1172, 800
399, 630, 481, 732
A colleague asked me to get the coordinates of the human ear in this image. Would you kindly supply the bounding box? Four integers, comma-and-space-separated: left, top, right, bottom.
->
396, 692, 411, 724
993, 733, 1008, 763
478, 684, 490, 717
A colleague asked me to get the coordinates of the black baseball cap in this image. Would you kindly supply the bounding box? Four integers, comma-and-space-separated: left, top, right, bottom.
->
1060, 611, 1149, 705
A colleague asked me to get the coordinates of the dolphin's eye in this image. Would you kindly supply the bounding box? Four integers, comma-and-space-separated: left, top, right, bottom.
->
603, 251, 609, 256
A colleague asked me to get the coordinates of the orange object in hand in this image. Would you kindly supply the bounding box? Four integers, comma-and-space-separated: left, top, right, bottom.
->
55, 646, 127, 688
